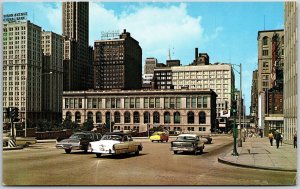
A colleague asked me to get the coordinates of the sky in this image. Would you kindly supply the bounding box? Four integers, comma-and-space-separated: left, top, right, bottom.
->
2, 1, 284, 115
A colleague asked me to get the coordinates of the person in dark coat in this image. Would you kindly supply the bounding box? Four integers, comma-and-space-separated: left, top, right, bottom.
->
275, 132, 281, 149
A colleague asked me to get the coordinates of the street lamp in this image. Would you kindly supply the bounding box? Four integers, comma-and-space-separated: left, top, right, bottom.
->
25, 71, 52, 137
232, 63, 242, 147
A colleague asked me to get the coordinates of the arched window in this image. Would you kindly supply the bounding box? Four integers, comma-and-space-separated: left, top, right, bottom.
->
153, 111, 160, 124
164, 111, 170, 124
114, 111, 120, 123
187, 111, 194, 124
66, 111, 72, 120
174, 111, 180, 124
199, 111, 206, 124
75, 111, 81, 123
124, 111, 131, 123
134, 111, 140, 123
96, 112, 102, 123
144, 111, 150, 124
263, 36, 268, 45
105, 112, 111, 124
87, 112, 93, 122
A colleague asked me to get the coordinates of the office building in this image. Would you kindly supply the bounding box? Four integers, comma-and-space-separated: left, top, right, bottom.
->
41, 31, 64, 122
62, 89, 217, 134
3, 19, 42, 123
94, 29, 142, 90
284, 2, 297, 141
62, 2, 93, 91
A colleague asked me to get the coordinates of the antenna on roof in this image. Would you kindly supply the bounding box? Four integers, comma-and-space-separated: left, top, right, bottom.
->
168, 48, 171, 60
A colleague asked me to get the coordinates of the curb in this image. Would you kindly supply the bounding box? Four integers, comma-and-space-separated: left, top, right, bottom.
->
218, 157, 297, 172
3, 146, 24, 151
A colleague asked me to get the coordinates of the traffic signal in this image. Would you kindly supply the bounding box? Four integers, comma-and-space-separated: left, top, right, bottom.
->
231, 100, 237, 115
9, 107, 20, 122
13, 107, 19, 122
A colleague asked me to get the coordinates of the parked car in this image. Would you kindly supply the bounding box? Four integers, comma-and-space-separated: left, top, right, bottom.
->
88, 132, 143, 158
150, 131, 169, 142
170, 134, 205, 155
56, 131, 102, 154
200, 135, 213, 144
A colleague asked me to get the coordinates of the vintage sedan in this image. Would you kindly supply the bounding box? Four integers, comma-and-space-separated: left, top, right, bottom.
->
150, 131, 169, 142
170, 134, 205, 155
56, 132, 102, 154
88, 132, 143, 158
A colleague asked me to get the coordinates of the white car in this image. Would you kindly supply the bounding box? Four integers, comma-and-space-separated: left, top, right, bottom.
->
88, 132, 143, 158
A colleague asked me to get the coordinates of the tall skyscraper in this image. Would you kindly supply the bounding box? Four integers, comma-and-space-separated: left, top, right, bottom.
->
3, 20, 42, 123
284, 2, 297, 141
62, 2, 93, 91
94, 29, 142, 90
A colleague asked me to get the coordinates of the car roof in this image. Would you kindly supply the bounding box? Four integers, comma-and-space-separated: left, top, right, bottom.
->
178, 134, 199, 137
105, 132, 129, 136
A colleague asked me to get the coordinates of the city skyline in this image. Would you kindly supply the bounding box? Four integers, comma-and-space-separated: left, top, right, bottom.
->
3, 1, 284, 114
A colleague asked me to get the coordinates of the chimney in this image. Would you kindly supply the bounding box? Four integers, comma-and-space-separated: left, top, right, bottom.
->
195, 48, 198, 60
123, 29, 126, 33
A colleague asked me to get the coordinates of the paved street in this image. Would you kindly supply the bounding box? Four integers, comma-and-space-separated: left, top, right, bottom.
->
2, 135, 296, 186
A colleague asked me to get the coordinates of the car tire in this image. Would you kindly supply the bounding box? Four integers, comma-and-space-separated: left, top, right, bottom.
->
151, 140, 154, 142
199, 147, 203, 154
65, 149, 71, 154
96, 153, 102, 158
174, 151, 178, 154
166, 140, 168, 142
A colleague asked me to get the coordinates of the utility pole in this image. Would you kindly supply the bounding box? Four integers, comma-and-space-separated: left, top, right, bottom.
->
238, 63, 243, 147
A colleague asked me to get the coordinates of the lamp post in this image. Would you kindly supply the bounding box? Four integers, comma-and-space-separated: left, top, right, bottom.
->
148, 111, 150, 138
25, 71, 52, 137
232, 63, 242, 147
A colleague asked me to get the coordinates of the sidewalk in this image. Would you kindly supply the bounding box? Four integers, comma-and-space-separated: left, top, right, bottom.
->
218, 137, 297, 172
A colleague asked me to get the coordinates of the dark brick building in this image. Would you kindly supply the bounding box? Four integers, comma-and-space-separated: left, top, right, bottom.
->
94, 29, 142, 90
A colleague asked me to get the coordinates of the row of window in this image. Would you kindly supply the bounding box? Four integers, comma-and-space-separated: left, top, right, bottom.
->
64, 96, 209, 109
66, 111, 207, 124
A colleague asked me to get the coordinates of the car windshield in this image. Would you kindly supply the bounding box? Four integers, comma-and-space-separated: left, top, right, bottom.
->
101, 135, 122, 141
69, 134, 89, 139
177, 136, 196, 140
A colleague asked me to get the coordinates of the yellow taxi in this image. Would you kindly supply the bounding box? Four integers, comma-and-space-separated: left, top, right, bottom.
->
150, 131, 169, 142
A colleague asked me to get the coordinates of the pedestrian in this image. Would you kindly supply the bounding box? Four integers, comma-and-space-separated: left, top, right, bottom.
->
294, 132, 297, 148
268, 131, 274, 146
280, 133, 283, 146
275, 132, 281, 149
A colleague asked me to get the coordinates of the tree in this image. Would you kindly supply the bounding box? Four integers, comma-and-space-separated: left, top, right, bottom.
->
82, 120, 94, 131
61, 119, 79, 131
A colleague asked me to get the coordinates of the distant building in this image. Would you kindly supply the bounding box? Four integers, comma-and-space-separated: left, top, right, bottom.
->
144, 58, 158, 74
62, 2, 93, 91
41, 31, 64, 122
257, 29, 284, 135
166, 59, 181, 67
257, 30, 284, 93
62, 89, 217, 134
153, 67, 174, 89
284, 2, 297, 141
94, 29, 142, 90
250, 70, 258, 117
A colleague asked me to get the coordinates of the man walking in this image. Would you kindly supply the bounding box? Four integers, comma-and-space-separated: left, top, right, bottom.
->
275, 132, 281, 149
268, 132, 274, 146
